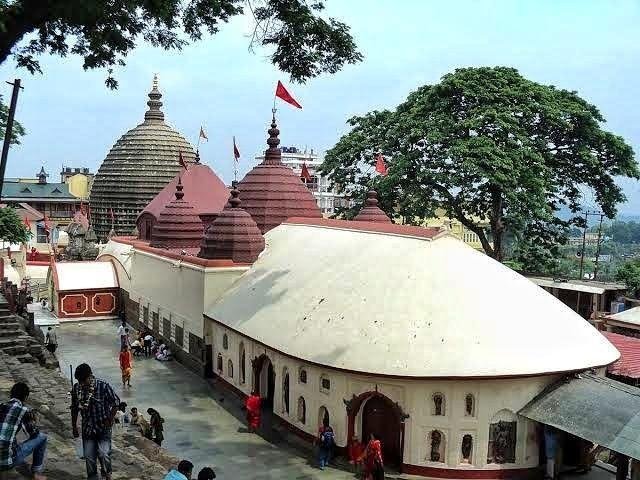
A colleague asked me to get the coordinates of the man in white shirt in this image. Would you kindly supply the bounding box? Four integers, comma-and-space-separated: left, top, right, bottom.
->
143, 333, 153, 358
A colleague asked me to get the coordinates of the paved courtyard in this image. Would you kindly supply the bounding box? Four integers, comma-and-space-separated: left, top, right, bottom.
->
55, 320, 356, 479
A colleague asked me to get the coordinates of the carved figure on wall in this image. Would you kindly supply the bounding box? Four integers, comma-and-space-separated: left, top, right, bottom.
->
461, 434, 473, 463
430, 430, 442, 462
433, 394, 444, 416
488, 421, 516, 464
465, 394, 474, 416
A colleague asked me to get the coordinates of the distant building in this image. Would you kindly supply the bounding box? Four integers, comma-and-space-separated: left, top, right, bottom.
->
1, 167, 81, 229
568, 232, 600, 246
422, 209, 490, 251
255, 146, 349, 216
60, 166, 94, 199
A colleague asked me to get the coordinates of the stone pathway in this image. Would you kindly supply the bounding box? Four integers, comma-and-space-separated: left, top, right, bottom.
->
56, 320, 358, 480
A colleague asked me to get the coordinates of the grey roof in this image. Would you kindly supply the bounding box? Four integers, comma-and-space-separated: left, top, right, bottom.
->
1, 181, 76, 201
519, 372, 640, 460
89, 76, 196, 240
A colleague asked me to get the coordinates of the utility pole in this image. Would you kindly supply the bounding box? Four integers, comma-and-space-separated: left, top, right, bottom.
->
0, 79, 23, 196
593, 212, 605, 280
578, 210, 589, 279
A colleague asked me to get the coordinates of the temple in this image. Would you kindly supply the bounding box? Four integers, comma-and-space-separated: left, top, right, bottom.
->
89, 76, 197, 240
51, 115, 622, 478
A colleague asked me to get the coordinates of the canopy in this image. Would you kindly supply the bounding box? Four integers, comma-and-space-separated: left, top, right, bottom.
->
519, 373, 640, 460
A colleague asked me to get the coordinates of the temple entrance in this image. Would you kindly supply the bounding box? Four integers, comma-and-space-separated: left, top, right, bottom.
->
253, 355, 275, 410
361, 395, 402, 467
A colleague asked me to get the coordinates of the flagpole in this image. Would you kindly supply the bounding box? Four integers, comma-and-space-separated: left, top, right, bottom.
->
233, 136, 238, 184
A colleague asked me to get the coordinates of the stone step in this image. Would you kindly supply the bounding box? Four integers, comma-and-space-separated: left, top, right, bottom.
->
0, 337, 20, 347
0, 323, 21, 331
14, 354, 37, 364
0, 345, 28, 356
0, 329, 22, 338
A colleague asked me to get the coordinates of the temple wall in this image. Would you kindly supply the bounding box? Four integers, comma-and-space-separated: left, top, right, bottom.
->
206, 317, 557, 478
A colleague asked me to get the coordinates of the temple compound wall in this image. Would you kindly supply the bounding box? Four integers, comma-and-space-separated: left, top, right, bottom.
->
205, 318, 556, 478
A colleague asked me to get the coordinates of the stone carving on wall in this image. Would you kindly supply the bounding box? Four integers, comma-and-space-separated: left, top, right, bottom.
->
430, 430, 442, 462
461, 434, 473, 463
65, 211, 99, 260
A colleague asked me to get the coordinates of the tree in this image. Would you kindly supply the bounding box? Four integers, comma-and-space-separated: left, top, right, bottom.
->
0, 94, 25, 145
322, 67, 638, 262
616, 258, 640, 298
0, 207, 31, 244
0, 0, 362, 88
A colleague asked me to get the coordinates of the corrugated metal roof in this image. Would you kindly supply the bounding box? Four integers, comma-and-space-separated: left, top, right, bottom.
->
528, 276, 626, 294
602, 332, 640, 379
519, 373, 640, 460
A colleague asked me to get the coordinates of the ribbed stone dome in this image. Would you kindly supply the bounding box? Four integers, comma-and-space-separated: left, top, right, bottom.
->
354, 190, 392, 223
236, 115, 321, 233
89, 75, 196, 240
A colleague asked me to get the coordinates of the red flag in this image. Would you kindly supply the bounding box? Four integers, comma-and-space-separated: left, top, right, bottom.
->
233, 136, 240, 160
178, 151, 188, 170
275, 81, 302, 109
375, 153, 387, 176
109, 208, 115, 224
300, 162, 312, 182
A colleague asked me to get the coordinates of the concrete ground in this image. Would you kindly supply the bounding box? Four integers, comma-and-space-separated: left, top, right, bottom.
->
53, 320, 616, 480
55, 319, 356, 480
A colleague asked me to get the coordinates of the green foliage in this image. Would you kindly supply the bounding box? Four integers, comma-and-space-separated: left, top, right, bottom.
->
0, 94, 25, 145
0, 0, 362, 88
322, 67, 638, 261
0, 207, 31, 244
605, 220, 640, 244
616, 258, 640, 298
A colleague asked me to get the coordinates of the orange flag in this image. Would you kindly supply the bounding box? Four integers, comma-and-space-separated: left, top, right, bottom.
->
375, 153, 387, 176
275, 81, 302, 109
300, 162, 312, 182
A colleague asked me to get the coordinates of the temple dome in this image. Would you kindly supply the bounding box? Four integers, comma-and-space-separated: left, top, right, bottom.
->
89, 75, 196, 240
236, 116, 321, 233
354, 190, 392, 223
150, 177, 203, 250
198, 189, 265, 263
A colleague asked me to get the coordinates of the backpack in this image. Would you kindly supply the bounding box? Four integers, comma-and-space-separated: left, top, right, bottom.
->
321, 430, 334, 448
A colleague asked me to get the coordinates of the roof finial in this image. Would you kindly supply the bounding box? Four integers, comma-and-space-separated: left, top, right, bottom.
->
175, 176, 184, 200
145, 73, 164, 123
262, 115, 282, 165
229, 188, 241, 208
354, 190, 392, 223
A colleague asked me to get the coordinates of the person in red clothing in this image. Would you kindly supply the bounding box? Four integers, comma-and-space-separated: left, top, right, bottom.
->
348, 435, 366, 475
244, 392, 261, 433
119, 345, 133, 388
364, 433, 384, 480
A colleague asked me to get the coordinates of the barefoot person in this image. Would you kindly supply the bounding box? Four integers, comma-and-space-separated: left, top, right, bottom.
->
71, 363, 120, 480
147, 408, 164, 446
0, 382, 48, 480
119, 345, 133, 388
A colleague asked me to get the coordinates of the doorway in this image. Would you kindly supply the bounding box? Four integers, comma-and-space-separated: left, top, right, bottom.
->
254, 355, 276, 410
362, 395, 402, 467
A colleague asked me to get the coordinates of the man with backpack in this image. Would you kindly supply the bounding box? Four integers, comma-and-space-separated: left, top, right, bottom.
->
318, 425, 335, 470
0, 382, 48, 480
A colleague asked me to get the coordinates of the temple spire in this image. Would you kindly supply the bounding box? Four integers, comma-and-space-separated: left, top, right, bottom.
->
262, 114, 282, 165
144, 74, 165, 123
175, 176, 184, 200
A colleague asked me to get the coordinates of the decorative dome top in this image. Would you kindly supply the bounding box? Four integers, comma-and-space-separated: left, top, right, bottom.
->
235, 115, 321, 234
198, 189, 265, 263
354, 190, 392, 223
89, 75, 197, 240
150, 177, 203, 249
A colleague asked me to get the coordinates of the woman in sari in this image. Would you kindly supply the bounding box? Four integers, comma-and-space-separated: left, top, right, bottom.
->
245, 391, 261, 433
364, 433, 384, 480
119, 345, 133, 388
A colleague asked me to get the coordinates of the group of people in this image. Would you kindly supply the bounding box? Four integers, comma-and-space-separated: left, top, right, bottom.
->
118, 321, 172, 362
163, 460, 216, 480
112, 401, 165, 447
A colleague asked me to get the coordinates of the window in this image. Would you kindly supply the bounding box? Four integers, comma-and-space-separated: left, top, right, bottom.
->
189, 332, 201, 356
299, 368, 307, 384
428, 430, 445, 462
464, 394, 475, 417
239, 342, 246, 384
432, 393, 445, 416
297, 397, 306, 424
222, 334, 228, 350
461, 434, 473, 464
282, 369, 290, 414
487, 410, 517, 464
174, 325, 184, 348
217, 354, 223, 373
152, 312, 159, 332
227, 359, 234, 378
163, 318, 171, 337
143, 306, 149, 323
320, 375, 330, 392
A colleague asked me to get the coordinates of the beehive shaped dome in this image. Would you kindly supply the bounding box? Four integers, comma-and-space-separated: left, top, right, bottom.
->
150, 177, 203, 250
354, 190, 392, 223
235, 116, 321, 233
89, 75, 196, 240
198, 189, 265, 263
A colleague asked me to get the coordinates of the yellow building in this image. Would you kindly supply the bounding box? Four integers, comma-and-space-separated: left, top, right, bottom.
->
422, 209, 490, 251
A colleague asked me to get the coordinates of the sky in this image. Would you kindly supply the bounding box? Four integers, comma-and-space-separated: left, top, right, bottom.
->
1, 0, 639, 213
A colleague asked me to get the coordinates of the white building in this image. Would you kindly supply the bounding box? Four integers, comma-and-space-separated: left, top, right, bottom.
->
255, 146, 349, 216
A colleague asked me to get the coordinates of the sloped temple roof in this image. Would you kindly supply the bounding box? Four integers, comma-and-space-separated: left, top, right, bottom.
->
207, 220, 618, 378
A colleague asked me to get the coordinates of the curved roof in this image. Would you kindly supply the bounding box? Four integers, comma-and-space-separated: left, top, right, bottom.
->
207, 220, 619, 378
236, 116, 321, 233
97, 239, 133, 278
53, 261, 119, 291
89, 76, 196, 240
